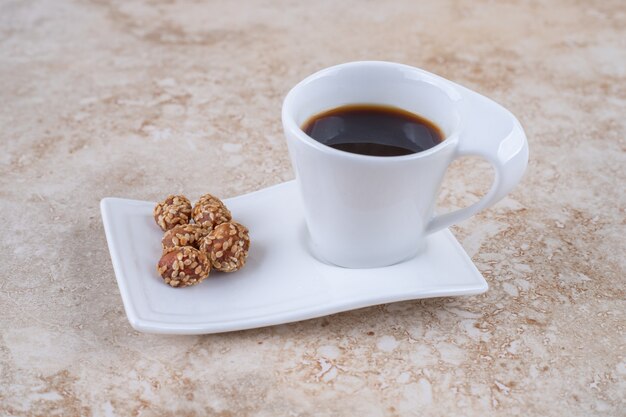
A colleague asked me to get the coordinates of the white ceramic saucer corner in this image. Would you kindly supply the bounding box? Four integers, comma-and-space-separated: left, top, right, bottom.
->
101, 181, 487, 335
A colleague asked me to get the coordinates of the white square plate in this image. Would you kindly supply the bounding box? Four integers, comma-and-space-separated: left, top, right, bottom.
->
101, 181, 487, 334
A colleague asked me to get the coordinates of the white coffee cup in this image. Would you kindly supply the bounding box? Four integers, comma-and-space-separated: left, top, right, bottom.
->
282, 61, 528, 268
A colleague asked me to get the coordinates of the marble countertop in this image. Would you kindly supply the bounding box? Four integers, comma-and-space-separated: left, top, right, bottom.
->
1, 0, 624, 415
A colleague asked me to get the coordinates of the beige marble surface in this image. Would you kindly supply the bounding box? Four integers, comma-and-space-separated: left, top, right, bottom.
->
1, 0, 625, 415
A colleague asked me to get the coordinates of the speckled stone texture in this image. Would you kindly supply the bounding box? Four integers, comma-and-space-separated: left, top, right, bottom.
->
1, 0, 625, 415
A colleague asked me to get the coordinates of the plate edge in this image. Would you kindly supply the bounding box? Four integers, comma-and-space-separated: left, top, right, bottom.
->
100, 198, 143, 331
126, 282, 489, 335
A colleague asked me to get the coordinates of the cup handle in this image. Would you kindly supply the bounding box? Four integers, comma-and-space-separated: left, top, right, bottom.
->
425, 88, 529, 234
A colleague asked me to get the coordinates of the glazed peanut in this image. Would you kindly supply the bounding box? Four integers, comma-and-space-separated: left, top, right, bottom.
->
200, 222, 250, 272
154, 195, 192, 231
157, 246, 211, 287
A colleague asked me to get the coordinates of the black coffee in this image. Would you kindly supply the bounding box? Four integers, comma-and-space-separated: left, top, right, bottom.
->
302, 104, 444, 157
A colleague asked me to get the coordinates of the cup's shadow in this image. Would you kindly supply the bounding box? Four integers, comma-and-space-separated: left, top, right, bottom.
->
296, 220, 347, 268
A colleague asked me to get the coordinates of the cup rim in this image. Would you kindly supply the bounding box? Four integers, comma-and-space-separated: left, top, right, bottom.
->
282, 61, 462, 162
